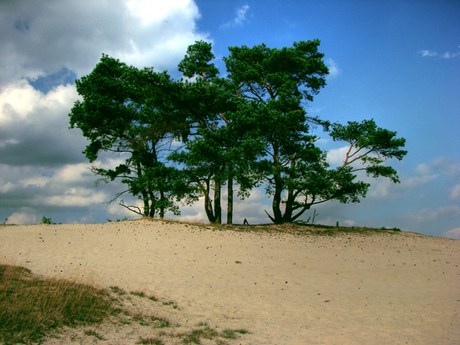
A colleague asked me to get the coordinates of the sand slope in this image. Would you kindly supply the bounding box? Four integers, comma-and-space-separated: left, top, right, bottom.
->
1, 220, 459, 344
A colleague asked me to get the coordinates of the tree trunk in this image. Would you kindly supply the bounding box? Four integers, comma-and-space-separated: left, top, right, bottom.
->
283, 190, 294, 223
159, 190, 165, 219
204, 179, 216, 223
143, 194, 150, 217
271, 143, 283, 224
282, 160, 296, 222
214, 179, 222, 224
272, 176, 283, 224
227, 177, 233, 225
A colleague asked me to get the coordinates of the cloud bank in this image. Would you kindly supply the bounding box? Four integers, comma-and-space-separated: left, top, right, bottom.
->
0, 0, 208, 89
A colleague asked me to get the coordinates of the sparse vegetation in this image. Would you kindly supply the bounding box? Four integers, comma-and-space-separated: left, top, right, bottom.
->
220, 329, 249, 339
41, 216, 61, 225
152, 217, 403, 236
84, 329, 107, 340
136, 337, 164, 344
107, 216, 129, 222
0, 264, 114, 345
175, 325, 250, 344
0, 263, 250, 344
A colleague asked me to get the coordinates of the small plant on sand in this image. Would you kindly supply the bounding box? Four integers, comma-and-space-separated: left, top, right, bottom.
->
42, 216, 53, 224
2, 217, 7, 226
41, 216, 61, 225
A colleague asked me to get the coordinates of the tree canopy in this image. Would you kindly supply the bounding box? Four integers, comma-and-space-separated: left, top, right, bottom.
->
70, 40, 407, 224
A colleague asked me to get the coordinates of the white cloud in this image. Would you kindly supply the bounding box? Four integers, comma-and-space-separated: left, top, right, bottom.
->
221, 4, 250, 28
418, 49, 459, 59
401, 206, 460, 224
443, 227, 460, 240
367, 170, 438, 200
0, 0, 207, 88
325, 146, 348, 166
45, 189, 107, 207
449, 184, 460, 200
418, 156, 460, 181
6, 212, 40, 225
326, 58, 341, 78
235, 4, 250, 26
419, 50, 438, 57
0, 0, 210, 223
0, 81, 85, 166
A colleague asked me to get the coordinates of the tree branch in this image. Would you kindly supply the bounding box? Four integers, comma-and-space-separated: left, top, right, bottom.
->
118, 200, 143, 215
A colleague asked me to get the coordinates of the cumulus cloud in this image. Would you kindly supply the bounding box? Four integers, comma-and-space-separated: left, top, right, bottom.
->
0, 0, 210, 224
0, 81, 86, 167
443, 227, 460, 240
0, 0, 207, 88
221, 4, 250, 28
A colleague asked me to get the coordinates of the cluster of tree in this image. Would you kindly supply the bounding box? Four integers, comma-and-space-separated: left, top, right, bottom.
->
69, 40, 407, 224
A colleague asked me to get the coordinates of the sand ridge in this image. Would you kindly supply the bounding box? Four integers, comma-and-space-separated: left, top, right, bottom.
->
1, 220, 459, 344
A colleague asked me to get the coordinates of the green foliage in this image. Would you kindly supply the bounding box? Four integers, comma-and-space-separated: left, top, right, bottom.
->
70, 40, 407, 224
41, 216, 52, 224
41, 216, 61, 225
70, 54, 197, 219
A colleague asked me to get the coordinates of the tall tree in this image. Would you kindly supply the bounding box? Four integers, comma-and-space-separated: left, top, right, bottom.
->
223, 40, 328, 223
175, 40, 259, 224
69, 55, 195, 219
223, 40, 407, 223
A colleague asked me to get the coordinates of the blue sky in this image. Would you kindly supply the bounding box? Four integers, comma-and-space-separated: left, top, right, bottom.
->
0, 0, 459, 239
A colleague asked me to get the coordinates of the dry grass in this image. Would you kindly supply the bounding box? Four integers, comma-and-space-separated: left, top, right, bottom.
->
0, 264, 115, 345
0, 264, 249, 344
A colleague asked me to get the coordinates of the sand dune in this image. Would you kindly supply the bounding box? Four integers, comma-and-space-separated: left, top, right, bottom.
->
1, 220, 459, 344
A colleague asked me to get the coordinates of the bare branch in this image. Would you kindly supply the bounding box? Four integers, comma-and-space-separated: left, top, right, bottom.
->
118, 200, 143, 215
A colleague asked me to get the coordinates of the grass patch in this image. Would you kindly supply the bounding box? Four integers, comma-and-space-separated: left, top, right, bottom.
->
220, 329, 250, 339
178, 326, 219, 344
136, 337, 164, 344
174, 325, 249, 345
110, 286, 127, 295
0, 264, 114, 345
0, 263, 250, 344
131, 290, 146, 297
84, 329, 107, 340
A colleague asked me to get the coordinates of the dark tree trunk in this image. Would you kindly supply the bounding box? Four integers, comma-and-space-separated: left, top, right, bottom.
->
227, 177, 233, 224
159, 190, 165, 219
214, 179, 222, 224
272, 174, 283, 224
204, 179, 216, 223
282, 190, 294, 223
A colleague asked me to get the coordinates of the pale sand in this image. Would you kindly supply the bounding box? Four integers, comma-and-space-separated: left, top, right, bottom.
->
1, 220, 459, 345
